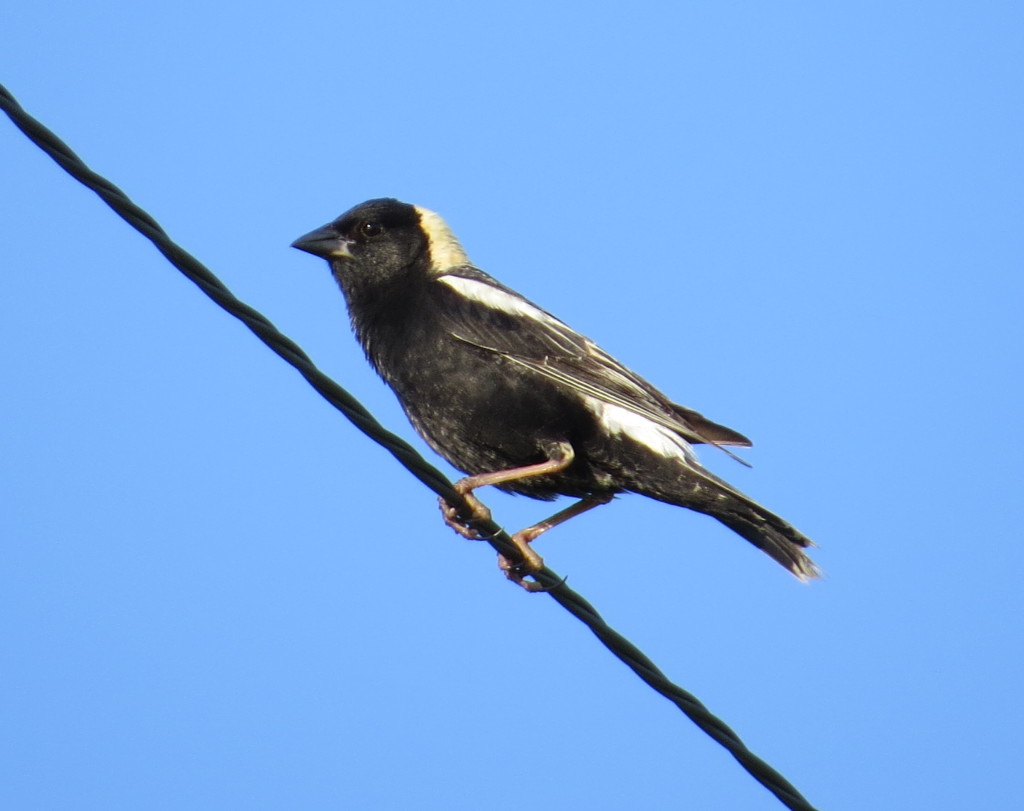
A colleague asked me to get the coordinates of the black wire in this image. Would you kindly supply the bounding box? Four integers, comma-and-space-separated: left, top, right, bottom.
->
1, 82, 821, 811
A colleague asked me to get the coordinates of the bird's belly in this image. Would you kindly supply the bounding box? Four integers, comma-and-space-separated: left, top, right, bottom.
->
388, 352, 614, 498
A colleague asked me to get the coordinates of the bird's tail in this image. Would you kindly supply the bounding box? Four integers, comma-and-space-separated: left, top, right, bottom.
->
642, 469, 819, 580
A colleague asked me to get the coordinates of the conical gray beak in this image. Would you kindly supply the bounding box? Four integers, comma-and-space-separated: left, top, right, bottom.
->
291, 224, 353, 259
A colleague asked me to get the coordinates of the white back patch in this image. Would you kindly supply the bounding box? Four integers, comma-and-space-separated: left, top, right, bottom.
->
585, 397, 698, 464
415, 206, 470, 271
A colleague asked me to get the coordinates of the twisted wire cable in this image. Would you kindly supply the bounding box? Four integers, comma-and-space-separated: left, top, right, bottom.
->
1, 82, 820, 811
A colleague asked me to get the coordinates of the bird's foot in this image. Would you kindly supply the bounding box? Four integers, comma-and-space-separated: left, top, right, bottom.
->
497, 527, 548, 592
439, 489, 493, 540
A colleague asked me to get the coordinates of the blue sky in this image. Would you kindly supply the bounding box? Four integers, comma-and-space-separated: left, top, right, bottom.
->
2, 2, 1021, 809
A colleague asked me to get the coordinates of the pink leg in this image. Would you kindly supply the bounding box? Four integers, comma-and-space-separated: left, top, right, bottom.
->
496, 493, 613, 591
439, 441, 577, 539
437, 443, 613, 591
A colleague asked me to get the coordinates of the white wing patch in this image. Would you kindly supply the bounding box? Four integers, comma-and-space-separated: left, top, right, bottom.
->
415, 206, 470, 270
584, 396, 699, 465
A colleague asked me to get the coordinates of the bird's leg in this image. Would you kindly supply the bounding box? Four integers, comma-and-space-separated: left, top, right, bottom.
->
438, 442, 611, 590
439, 442, 575, 540
497, 493, 613, 591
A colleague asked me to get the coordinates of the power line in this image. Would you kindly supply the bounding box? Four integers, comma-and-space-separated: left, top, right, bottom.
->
1, 82, 821, 811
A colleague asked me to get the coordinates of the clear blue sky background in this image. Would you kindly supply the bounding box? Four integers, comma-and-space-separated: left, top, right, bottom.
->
2, 3, 1021, 809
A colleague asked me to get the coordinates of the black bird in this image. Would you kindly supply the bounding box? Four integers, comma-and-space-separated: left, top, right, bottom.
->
292, 198, 818, 589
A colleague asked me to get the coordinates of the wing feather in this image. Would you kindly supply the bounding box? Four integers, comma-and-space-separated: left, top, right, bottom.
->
432, 269, 751, 463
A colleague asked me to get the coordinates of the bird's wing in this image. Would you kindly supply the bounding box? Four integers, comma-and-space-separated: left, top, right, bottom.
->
430, 268, 752, 462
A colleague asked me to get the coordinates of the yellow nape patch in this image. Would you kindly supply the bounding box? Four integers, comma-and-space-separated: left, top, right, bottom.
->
415, 206, 470, 271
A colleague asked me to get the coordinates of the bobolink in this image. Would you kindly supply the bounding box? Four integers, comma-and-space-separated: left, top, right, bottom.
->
293, 198, 817, 590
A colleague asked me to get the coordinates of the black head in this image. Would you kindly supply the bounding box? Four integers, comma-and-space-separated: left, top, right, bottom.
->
292, 198, 469, 295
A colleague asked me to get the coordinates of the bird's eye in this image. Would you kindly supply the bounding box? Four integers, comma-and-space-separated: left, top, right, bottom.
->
360, 221, 384, 239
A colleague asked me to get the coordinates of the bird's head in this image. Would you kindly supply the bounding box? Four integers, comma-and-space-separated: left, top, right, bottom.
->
292, 198, 470, 294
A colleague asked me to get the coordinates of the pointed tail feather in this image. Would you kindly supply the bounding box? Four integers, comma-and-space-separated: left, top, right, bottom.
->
711, 491, 819, 581
641, 469, 819, 580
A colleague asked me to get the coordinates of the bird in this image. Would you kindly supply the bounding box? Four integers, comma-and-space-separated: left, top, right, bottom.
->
292, 198, 818, 590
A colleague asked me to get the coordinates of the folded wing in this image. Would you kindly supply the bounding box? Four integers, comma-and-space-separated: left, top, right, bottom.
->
431, 268, 752, 464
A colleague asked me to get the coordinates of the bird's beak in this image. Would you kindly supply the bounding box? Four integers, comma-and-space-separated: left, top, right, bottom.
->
291, 224, 354, 260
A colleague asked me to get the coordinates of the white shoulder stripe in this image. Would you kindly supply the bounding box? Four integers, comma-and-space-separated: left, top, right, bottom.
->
414, 206, 470, 270
437, 274, 563, 326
